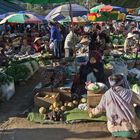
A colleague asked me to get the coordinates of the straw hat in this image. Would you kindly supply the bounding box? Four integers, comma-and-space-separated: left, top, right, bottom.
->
34, 37, 41, 43
127, 33, 135, 39
80, 37, 89, 44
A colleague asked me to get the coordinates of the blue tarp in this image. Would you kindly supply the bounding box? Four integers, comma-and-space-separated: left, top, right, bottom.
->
0, 0, 24, 15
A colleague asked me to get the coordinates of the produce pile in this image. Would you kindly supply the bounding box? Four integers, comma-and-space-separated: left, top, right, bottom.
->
109, 34, 125, 46
33, 89, 88, 122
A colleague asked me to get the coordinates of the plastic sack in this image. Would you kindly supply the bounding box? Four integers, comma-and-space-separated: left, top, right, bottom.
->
1, 80, 15, 101
111, 58, 128, 76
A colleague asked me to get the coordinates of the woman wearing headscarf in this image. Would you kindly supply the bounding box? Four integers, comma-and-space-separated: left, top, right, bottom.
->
88, 74, 140, 139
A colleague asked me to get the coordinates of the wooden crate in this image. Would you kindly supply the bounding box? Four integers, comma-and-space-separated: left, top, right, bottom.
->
34, 89, 60, 108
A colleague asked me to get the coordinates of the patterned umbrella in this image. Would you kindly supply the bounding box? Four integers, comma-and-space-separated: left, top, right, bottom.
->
45, 4, 88, 21
0, 13, 42, 24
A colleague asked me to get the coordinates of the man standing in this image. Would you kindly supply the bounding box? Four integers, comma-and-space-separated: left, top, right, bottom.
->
49, 21, 61, 58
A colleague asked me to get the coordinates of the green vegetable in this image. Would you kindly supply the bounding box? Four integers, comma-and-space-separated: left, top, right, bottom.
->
0, 73, 13, 85
92, 84, 100, 91
5, 64, 30, 82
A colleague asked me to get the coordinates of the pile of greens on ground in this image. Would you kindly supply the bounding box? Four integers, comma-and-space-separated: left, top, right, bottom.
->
5, 64, 30, 82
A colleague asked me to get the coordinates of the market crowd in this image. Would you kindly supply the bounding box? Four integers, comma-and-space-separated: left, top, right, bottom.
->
1, 20, 140, 139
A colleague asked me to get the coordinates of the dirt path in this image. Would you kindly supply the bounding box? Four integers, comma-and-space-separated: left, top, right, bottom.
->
0, 67, 135, 140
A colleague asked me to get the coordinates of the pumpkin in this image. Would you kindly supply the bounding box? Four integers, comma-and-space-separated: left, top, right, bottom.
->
39, 107, 46, 114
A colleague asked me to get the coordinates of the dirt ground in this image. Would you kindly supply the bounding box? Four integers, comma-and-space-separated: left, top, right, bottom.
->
0, 68, 137, 140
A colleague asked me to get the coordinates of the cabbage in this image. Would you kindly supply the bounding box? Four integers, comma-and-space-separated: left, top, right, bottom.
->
132, 84, 140, 95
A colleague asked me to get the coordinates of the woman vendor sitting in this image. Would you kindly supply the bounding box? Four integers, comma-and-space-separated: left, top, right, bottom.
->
88, 74, 140, 139
33, 37, 42, 53
79, 58, 97, 83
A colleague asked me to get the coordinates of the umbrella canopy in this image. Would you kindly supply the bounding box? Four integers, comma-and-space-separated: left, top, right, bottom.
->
0, 14, 29, 24
0, 13, 42, 24
90, 4, 105, 13
58, 16, 87, 24
97, 0, 140, 8
45, 4, 88, 21
112, 6, 127, 13
21, 0, 69, 4
100, 5, 113, 12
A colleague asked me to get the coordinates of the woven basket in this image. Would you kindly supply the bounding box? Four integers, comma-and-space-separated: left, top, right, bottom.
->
87, 90, 105, 107
34, 89, 60, 108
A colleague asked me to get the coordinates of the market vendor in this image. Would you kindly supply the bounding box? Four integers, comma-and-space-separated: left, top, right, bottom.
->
76, 36, 89, 56
124, 33, 136, 53
88, 74, 140, 139
19, 38, 31, 55
33, 37, 43, 53
79, 59, 97, 84
89, 45, 105, 83
64, 27, 78, 58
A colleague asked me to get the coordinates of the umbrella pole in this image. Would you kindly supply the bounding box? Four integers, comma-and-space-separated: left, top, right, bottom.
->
69, 1, 78, 73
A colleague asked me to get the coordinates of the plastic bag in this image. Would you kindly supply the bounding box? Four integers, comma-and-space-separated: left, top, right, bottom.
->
111, 58, 128, 76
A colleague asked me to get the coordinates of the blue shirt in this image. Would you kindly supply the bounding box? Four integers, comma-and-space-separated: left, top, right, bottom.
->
50, 26, 61, 41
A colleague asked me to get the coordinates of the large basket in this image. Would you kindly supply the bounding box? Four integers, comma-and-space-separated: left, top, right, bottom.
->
58, 87, 72, 102
34, 89, 60, 108
87, 90, 104, 107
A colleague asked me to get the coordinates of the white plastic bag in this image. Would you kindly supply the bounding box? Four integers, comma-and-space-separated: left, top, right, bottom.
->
1, 80, 15, 101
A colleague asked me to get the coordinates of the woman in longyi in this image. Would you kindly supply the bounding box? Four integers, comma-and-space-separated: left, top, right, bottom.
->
89, 74, 140, 139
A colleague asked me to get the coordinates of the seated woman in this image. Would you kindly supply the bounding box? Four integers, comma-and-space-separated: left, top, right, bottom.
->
33, 37, 42, 53
19, 38, 31, 55
88, 74, 140, 139
79, 58, 97, 84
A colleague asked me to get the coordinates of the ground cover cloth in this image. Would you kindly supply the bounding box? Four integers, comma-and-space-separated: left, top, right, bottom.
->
64, 108, 107, 123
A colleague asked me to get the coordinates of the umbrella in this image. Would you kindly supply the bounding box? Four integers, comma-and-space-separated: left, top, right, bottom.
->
45, 4, 88, 21
100, 5, 113, 12
58, 16, 87, 24
97, 0, 140, 8
21, 0, 69, 4
0, 13, 42, 24
112, 6, 127, 13
0, 14, 29, 24
90, 4, 105, 13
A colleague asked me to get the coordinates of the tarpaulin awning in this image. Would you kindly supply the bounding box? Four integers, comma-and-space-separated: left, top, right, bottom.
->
97, 0, 140, 8
0, 0, 24, 15
21, 0, 70, 4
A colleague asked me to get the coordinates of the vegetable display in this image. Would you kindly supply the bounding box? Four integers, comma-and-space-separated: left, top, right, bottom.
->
0, 73, 13, 85
5, 64, 30, 82
109, 34, 125, 46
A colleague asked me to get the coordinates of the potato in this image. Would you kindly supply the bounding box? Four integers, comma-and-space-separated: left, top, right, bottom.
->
73, 100, 79, 105
49, 105, 54, 111
39, 107, 46, 114
60, 106, 66, 111
67, 102, 74, 108
81, 98, 87, 103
